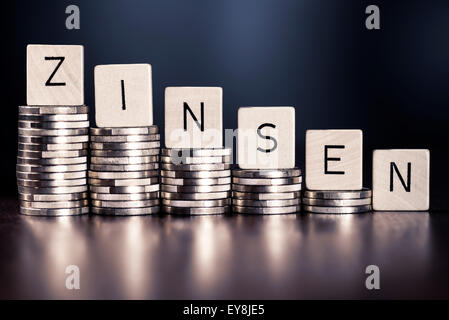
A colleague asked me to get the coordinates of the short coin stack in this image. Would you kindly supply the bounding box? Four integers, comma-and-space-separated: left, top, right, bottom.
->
302, 188, 372, 214
17, 105, 90, 216
232, 168, 302, 214
89, 126, 161, 215
160, 148, 232, 215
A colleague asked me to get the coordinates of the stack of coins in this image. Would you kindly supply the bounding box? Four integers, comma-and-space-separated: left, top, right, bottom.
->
232, 168, 302, 214
160, 148, 232, 215
17, 105, 89, 216
302, 188, 372, 214
89, 126, 160, 215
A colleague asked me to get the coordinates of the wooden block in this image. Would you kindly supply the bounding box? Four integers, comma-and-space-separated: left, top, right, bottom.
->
164, 87, 222, 148
27, 44, 84, 105
94, 64, 153, 127
306, 129, 363, 190
373, 149, 430, 211
237, 107, 295, 169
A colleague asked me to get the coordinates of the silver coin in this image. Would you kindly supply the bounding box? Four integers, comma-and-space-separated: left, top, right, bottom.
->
161, 177, 231, 186
88, 170, 158, 179
91, 199, 160, 208
89, 163, 159, 172
18, 185, 88, 194
232, 205, 301, 214
19, 120, 89, 129
303, 188, 373, 200
17, 171, 86, 180
232, 191, 301, 200
90, 134, 160, 142
161, 148, 232, 157
232, 176, 302, 186
20, 199, 89, 209
19, 128, 89, 136
17, 163, 87, 173
91, 149, 159, 157
302, 198, 372, 207
19, 114, 88, 122
161, 184, 230, 193
303, 205, 372, 214
18, 150, 88, 159
81, 169, 149, 180
162, 198, 230, 207
161, 169, 230, 179
18, 135, 89, 144
18, 192, 88, 202
233, 199, 301, 207
17, 178, 87, 187
232, 184, 302, 193
20, 206, 89, 216
88, 177, 159, 187
19, 105, 88, 115
18, 142, 88, 151
90, 155, 159, 165
90, 126, 159, 136
161, 163, 231, 171
90, 192, 159, 201
91, 206, 160, 216
163, 206, 230, 215
232, 168, 301, 178
90, 141, 160, 150
17, 156, 87, 166
161, 191, 230, 200
160, 155, 231, 165
89, 184, 159, 194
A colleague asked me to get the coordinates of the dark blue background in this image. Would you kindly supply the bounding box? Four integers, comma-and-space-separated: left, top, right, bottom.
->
3, 0, 449, 209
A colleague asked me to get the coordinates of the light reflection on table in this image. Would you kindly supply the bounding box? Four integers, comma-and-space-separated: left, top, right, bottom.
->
0, 199, 448, 299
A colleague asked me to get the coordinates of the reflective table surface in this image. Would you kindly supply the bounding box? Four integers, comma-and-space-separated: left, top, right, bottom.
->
0, 198, 448, 299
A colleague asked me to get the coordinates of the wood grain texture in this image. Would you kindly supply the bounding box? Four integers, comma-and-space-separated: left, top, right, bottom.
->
306, 129, 363, 190
164, 87, 222, 148
94, 64, 153, 127
373, 149, 430, 211
237, 106, 295, 169
27, 44, 84, 105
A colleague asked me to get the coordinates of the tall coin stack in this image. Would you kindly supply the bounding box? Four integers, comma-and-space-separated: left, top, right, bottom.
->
232, 168, 302, 214
160, 148, 232, 215
17, 105, 90, 216
302, 188, 372, 214
89, 126, 161, 215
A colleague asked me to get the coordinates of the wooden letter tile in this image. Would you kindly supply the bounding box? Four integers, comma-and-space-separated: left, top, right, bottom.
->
164, 87, 222, 148
237, 106, 295, 169
373, 149, 430, 211
94, 64, 153, 127
306, 129, 363, 190
27, 44, 84, 105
